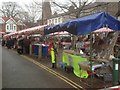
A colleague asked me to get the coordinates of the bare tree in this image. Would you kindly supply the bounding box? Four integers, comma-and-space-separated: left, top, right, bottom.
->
52, 0, 93, 18
0, 2, 23, 18
24, 2, 42, 23
16, 2, 42, 28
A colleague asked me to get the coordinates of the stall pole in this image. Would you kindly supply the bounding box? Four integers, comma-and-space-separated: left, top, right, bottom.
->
90, 32, 93, 86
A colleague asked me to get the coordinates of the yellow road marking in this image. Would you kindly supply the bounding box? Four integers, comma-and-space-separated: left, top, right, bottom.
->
39, 63, 83, 89
20, 55, 84, 90
36, 62, 78, 89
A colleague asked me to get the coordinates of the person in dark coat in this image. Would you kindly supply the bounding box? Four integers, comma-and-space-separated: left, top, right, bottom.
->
17, 36, 24, 54
2, 39, 5, 46
23, 36, 31, 54
6, 38, 12, 49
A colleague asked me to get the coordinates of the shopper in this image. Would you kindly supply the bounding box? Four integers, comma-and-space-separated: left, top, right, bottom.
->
51, 44, 57, 68
23, 36, 31, 54
17, 36, 24, 54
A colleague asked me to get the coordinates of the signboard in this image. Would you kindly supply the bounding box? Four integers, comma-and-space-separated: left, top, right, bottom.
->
115, 64, 118, 70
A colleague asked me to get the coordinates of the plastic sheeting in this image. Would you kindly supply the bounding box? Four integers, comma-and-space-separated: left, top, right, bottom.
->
44, 12, 120, 35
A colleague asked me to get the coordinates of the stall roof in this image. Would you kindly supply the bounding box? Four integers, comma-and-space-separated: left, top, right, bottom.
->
18, 25, 47, 35
44, 12, 120, 35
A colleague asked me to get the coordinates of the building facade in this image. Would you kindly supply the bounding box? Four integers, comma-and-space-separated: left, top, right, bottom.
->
0, 17, 25, 34
116, 1, 120, 20
47, 12, 74, 25
47, 2, 119, 25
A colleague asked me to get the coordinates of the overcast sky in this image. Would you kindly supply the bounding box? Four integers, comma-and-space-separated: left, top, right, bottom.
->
0, 0, 119, 7
0, 0, 65, 6
0, 0, 33, 9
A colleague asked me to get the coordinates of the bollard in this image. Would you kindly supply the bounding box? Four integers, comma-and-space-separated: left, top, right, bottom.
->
112, 58, 120, 85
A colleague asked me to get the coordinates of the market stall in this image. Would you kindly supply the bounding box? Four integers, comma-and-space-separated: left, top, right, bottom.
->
44, 12, 120, 78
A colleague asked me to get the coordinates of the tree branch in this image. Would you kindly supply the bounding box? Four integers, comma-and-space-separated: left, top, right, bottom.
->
52, 2, 68, 13
69, 0, 78, 9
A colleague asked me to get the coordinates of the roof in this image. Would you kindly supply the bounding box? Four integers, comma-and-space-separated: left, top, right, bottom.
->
1, 17, 25, 25
1, 16, 20, 22
2, 17, 10, 22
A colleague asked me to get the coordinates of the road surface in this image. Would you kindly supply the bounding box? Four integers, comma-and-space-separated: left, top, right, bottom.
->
2, 47, 74, 88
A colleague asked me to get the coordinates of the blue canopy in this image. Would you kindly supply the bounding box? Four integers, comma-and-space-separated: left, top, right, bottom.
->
44, 12, 120, 35
44, 20, 70, 35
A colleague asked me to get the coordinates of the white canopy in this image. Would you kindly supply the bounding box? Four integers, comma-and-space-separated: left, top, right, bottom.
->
93, 27, 113, 33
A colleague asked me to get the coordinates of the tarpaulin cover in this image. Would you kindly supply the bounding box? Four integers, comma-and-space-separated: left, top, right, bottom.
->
62, 52, 88, 78
44, 12, 120, 35
44, 24, 65, 35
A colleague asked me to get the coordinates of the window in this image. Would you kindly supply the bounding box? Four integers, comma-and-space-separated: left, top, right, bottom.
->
55, 18, 57, 23
7, 25, 9, 30
14, 26, 16, 30
10, 24, 13, 30
6, 24, 16, 32
58, 18, 61, 23
49, 20, 51, 24
52, 19, 54, 24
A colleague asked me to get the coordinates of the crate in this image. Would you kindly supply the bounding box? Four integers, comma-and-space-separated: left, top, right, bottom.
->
65, 66, 73, 73
103, 73, 112, 82
59, 62, 67, 69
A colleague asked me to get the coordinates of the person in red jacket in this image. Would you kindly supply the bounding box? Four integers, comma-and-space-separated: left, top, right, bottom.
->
48, 39, 53, 55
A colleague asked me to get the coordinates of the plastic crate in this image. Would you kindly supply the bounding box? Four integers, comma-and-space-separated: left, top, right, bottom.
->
59, 62, 67, 69
65, 66, 73, 73
103, 73, 112, 82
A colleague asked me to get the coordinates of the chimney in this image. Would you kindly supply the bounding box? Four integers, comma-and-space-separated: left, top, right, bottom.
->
42, 0, 52, 24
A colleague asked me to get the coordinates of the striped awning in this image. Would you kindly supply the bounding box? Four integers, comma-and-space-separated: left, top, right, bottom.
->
18, 25, 47, 35
3, 25, 47, 38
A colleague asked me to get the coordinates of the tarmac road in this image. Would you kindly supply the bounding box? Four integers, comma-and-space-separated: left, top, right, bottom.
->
2, 47, 75, 88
